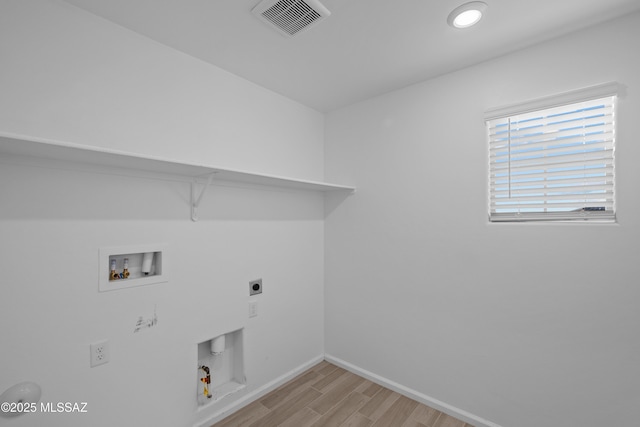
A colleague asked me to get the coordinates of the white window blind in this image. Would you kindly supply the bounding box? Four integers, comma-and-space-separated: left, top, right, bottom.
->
486, 85, 617, 222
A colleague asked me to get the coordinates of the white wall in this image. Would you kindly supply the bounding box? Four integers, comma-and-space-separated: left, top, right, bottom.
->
325, 12, 640, 427
0, 0, 324, 181
0, 1, 325, 426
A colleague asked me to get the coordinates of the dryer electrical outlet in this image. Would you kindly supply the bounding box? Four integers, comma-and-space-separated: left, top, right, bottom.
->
249, 279, 262, 296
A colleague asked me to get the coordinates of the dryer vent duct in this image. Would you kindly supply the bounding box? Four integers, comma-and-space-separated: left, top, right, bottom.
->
252, 0, 331, 37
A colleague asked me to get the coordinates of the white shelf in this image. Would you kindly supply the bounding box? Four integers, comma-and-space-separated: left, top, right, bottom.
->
0, 132, 355, 221
0, 132, 355, 192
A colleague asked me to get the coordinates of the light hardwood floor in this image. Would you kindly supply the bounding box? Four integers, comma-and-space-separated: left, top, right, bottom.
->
211, 361, 474, 427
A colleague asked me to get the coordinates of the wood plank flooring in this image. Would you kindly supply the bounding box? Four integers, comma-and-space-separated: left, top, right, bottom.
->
211, 361, 474, 427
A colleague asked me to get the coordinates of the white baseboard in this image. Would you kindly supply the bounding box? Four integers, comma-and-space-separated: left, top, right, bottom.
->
194, 354, 324, 427
324, 354, 504, 427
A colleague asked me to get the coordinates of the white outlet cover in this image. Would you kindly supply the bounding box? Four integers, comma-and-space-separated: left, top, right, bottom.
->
90, 339, 110, 367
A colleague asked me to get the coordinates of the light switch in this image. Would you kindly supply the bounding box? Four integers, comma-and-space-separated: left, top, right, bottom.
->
248, 301, 258, 318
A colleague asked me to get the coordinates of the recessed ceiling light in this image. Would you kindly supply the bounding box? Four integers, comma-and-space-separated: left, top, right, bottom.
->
447, 1, 487, 29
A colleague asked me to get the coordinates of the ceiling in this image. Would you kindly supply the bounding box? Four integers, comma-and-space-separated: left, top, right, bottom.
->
62, 0, 640, 112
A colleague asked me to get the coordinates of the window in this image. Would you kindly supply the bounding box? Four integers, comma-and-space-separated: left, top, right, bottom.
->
486, 83, 618, 222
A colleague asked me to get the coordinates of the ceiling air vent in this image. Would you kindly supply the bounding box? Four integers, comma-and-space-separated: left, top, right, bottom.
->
252, 0, 331, 37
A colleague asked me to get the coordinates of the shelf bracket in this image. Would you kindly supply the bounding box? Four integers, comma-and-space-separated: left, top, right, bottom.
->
191, 173, 216, 222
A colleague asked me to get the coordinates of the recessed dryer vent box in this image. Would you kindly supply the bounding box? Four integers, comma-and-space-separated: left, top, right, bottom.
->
99, 244, 167, 292
196, 329, 246, 408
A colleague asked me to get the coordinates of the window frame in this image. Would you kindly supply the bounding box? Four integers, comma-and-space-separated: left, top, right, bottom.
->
485, 82, 619, 223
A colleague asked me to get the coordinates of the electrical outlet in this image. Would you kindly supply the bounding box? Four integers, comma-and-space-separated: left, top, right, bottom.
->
249, 279, 262, 296
90, 340, 110, 367
248, 301, 258, 318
